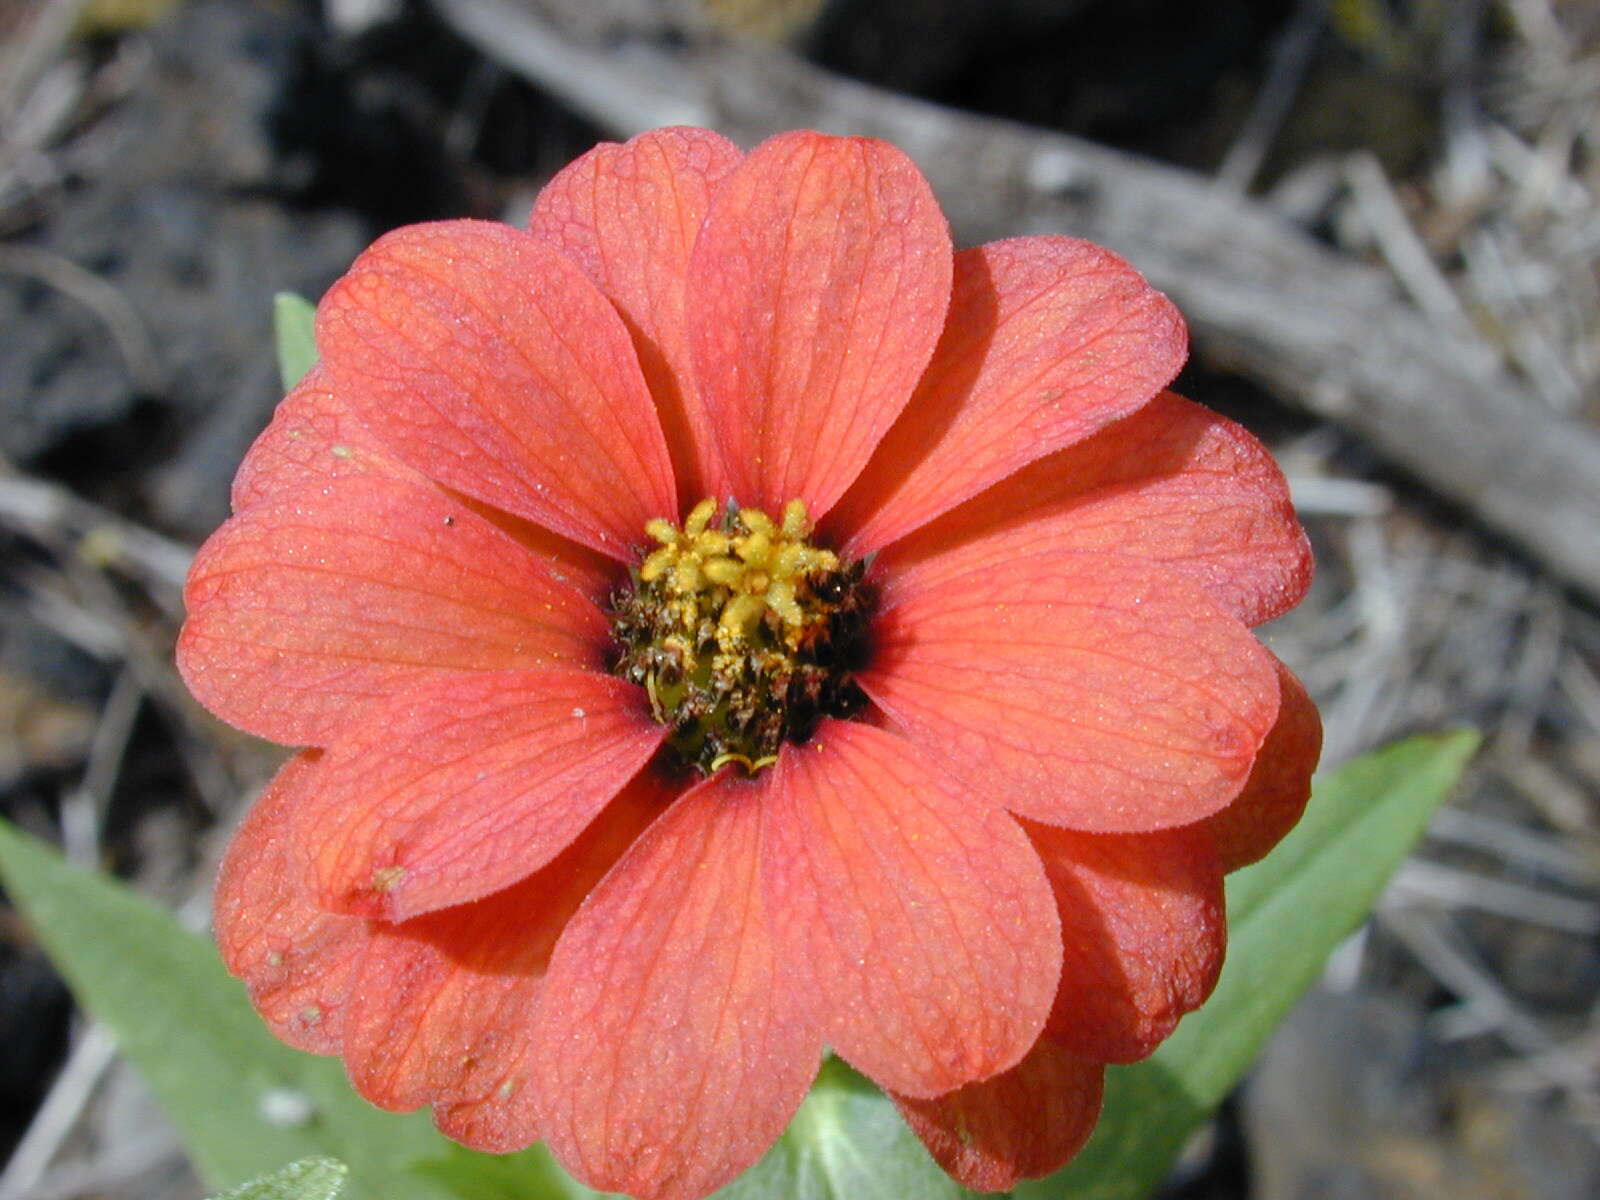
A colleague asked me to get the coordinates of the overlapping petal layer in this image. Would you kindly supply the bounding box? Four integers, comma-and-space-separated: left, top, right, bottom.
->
287, 670, 664, 920
878, 391, 1312, 626
317, 220, 677, 559
1029, 822, 1225, 1063
832, 237, 1185, 554
686, 131, 952, 516
530, 127, 743, 504
864, 551, 1280, 830
893, 1037, 1104, 1192
532, 775, 821, 1200
1200, 658, 1322, 871
179, 476, 607, 747
230, 372, 616, 600
762, 720, 1060, 1098
339, 775, 668, 1151
214, 751, 366, 1054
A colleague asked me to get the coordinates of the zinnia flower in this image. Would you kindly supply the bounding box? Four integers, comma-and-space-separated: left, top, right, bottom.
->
180, 127, 1320, 1199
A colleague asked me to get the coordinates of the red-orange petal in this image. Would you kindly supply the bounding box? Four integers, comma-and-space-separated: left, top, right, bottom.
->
316, 220, 676, 559
864, 552, 1280, 831
1029, 821, 1225, 1063
230, 366, 416, 513
880, 391, 1313, 627
892, 1036, 1104, 1191
762, 720, 1060, 1099
214, 751, 365, 1055
532, 774, 821, 1200
291, 670, 663, 920
178, 475, 608, 747
1199, 658, 1323, 872
231, 371, 618, 602
686, 131, 952, 516
832, 237, 1185, 554
529, 127, 743, 507
338, 772, 669, 1151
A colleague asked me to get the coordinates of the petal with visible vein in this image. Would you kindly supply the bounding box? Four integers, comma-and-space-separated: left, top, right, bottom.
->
893, 1036, 1104, 1192
178, 475, 608, 747
230, 373, 615, 600
214, 751, 364, 1055
833, 237, 1185, 553
231, 366, 416, 513
317, 220, 676, 559
530, 127, 743, 505
880, 391, 1312, 626
865, 553, 1279, 830
533, 774, 820, 1200
294, 670, 664, 920
686, 131, 951, 516
762, 720, 1059, 1098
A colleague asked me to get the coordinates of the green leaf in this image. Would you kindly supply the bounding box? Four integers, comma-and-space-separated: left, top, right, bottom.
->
274, 292, 318, 391
1016, 729, 1481, 1200
0, 820, 454, 1200
715, 1058, 977, 1200
211, 1157, 348, 1200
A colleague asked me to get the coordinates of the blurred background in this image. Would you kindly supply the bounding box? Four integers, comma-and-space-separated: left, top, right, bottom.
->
2, 0, 1599, 1196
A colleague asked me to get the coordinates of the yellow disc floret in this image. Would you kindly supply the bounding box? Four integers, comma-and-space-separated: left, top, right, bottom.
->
640, 498, 840, 654
611, 498, 872, 776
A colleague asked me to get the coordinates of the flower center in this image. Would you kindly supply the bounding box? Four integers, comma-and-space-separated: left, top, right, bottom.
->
610, 497, 873, 775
